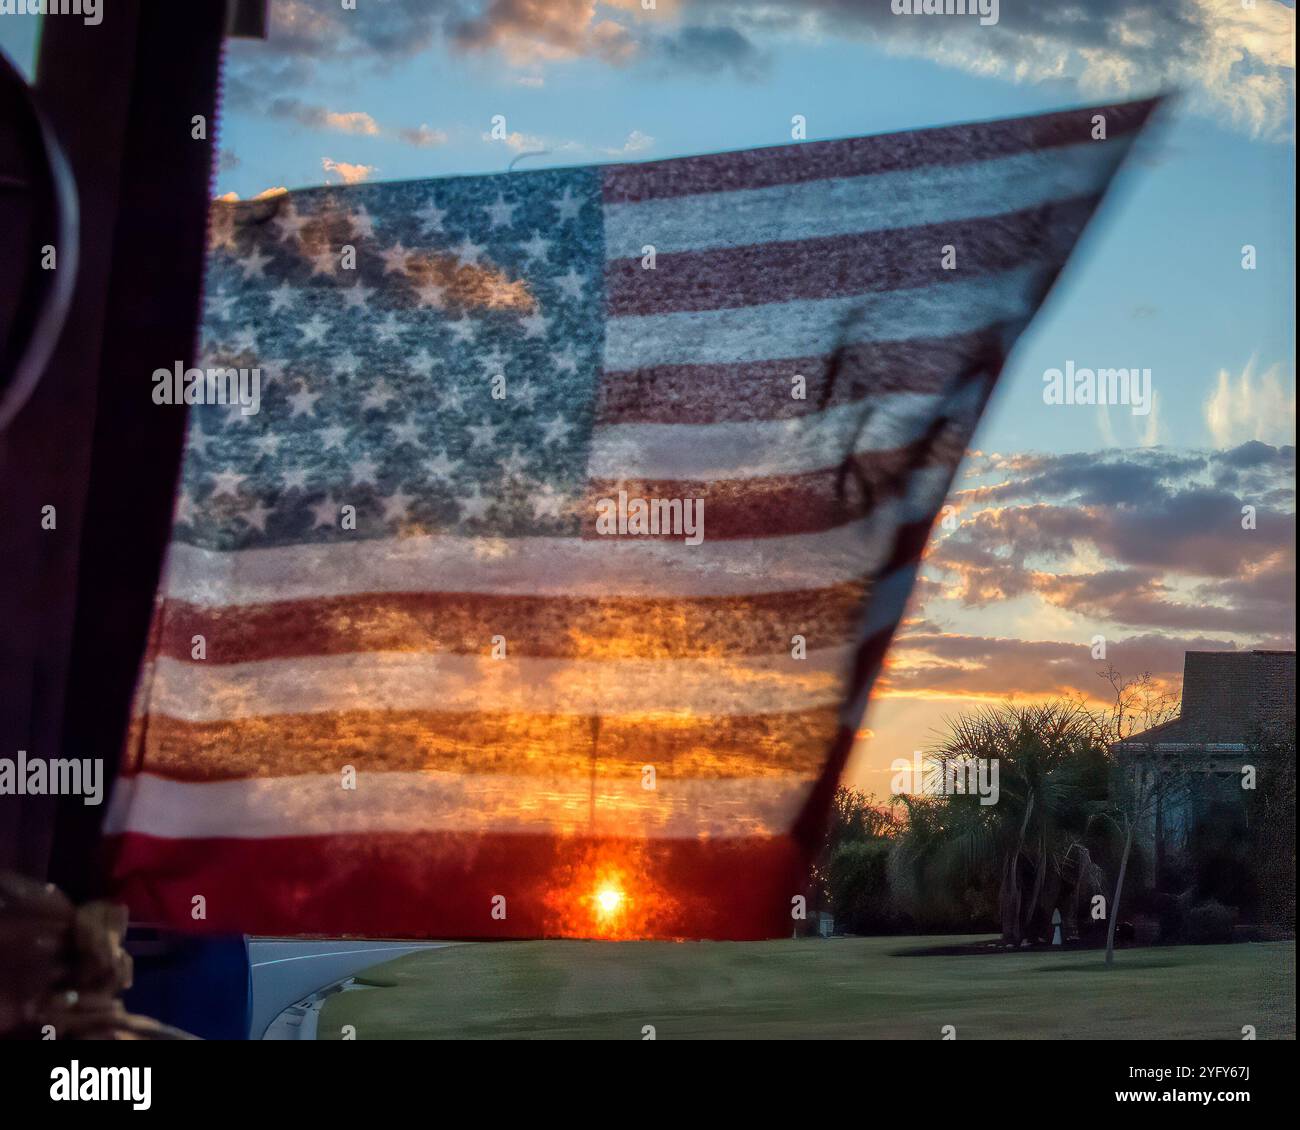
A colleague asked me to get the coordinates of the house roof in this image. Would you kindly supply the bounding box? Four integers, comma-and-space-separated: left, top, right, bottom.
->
1116, 650, 1296, 749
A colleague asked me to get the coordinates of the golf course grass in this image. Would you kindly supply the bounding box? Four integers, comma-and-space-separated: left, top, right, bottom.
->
317, 935, 1295, 1040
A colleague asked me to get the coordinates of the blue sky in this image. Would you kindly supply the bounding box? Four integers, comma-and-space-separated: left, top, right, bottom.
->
5, 2, 1294, 788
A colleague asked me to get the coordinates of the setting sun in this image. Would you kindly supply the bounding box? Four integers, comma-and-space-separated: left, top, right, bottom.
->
595, 885, 624, 917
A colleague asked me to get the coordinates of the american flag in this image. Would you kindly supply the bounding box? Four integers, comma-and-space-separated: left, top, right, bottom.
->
107, 99, 1157, 939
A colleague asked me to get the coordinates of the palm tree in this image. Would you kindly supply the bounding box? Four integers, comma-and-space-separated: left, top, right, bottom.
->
891, 701, 1109, 944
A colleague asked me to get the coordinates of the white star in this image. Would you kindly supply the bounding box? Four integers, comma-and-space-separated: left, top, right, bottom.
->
362, 379, 396, 411
174, 490, 197, 525
409, 348, 436, 377
333, 350, 361, 379
484, 195, 518, 229
206, 289, 236, 320
519, 231, 551, 262
554, 268, 585, 301
445, 315, 476, 345
238, 245, 271, 280
381, 489, 413, 524
272, 201, 310, 243
347, 205, 376, 240
457, 486, 491, 522
231, 326, 259, 354
379, 241, 411, 275
466, 419, 499, 448
499, 446, 530, 478
519, 310, 549, 339
415, 281, 447, 309
281, 468, 309, 492
551, 345, 578, 375
287, 384, 322, 417
530, 483, 566, 520
452, 236, 484, 266
423, 449, 461, 482
440, 384, 466, 413
267, 281, 296, 314
342, 281, 373, 309
238, 500, 272, 533
350, 456, 380, 486
317, 425, 348, 451
209, 206, 239, 252
478, 347, 507, 378
297, 315, 329, 344
309, 248, 338, 277
552, 187, 583, 222
514, 379, 540, 409
187, 422, 211, 458
415, 200, 446, 235
540, 413, 572, 445
223, 401, 256, 428
373, 313, 402, 345
259, 358, 287, 388
310, 494, 339, 528
251, 433, 282, 458
209, 468, 247, 499
388, 417, 421, 445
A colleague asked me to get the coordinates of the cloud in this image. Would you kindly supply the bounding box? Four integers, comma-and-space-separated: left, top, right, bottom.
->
677, 0, 1296, 138
1204, 356, 1297, 447
879, 627, 1246, 701
603, 129, 655, 155
653, 23, 769, 79
450, 0, 637, 65
926, 443, 1295, 639
320, 157, 377, 184
396, 123, 451, 147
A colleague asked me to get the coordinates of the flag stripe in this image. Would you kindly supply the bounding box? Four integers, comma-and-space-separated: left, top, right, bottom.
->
138, 646, 855, 723
106, 771, 816, 839
159, 518, 889, 604
603, 266, 1042, 369
595, 330, 1004, 425
110, 831, 805, 940
586, 392, 972, 480
605, 197, 1098, 316
603, 141, 1126, 258
154, 581, 868, 663
601, 99, 1157, 204
126, 706, 841, 781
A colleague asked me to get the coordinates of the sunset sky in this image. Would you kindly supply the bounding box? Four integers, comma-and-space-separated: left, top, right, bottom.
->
4, 1, 1294, 796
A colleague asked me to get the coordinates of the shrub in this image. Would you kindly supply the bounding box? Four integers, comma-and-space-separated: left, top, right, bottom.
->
1185, 899, 1237, 944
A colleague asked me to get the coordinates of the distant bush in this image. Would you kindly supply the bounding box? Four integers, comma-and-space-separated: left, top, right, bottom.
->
1186, 899, 1236, 944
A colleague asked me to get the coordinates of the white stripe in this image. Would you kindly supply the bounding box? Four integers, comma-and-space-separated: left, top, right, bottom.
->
604, 141, 1127, 259
603, 266, 1040, 370
106, 771, 814, 839
161, 518, 887, 606
139, 646, 855, 722
589, 392, 946, 480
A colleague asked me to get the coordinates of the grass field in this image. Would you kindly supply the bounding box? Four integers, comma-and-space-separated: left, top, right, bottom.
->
317, 936, 1295, 1040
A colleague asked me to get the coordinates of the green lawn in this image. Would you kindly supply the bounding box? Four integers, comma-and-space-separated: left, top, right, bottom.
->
317, 936, 1295, 1040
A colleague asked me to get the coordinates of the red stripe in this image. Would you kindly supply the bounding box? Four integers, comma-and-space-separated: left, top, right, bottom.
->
154, 585, 867, 663
582, 432, 975, 541
605, 198, 1098, 317
109, 831, 806, 940
601, 99, 1159, 204
596, 330, 1005, 425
